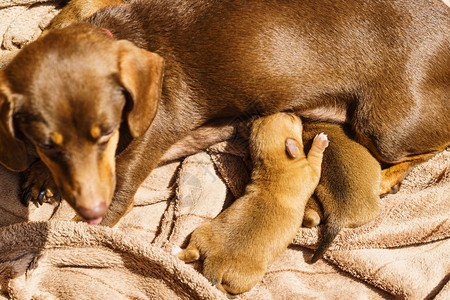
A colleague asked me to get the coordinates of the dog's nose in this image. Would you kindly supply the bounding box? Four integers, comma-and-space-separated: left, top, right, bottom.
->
76, 202, 107, 221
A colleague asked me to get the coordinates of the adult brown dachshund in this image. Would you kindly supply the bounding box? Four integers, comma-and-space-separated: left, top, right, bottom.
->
0, 0, 448, 226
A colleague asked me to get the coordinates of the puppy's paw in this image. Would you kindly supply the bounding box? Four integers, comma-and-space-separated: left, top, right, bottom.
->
173, 246, 200, 263
21, 160, 60, 207
314, 132, 329, 149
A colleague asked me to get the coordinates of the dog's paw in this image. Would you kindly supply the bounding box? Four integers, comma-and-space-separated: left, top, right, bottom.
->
21, 160, 60, 207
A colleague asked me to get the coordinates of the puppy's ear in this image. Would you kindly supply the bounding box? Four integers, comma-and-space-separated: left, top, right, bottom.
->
285, 138, 302, 158
117, 40, 165, 138
0, 73, 28, 171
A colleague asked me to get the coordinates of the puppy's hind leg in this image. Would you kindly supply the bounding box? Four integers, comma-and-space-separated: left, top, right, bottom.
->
221, 273, 262, 296
202, 258, 228, 293
303, 196, 323, 228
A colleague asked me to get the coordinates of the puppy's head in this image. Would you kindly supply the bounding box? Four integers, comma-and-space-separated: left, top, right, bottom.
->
0, 24, 164, 223
250, 112, 304, 167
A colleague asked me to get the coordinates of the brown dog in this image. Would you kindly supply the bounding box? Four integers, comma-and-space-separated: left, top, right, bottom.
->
0, 0, 448, 225
301, 122, 381, 263
173, 113, 328, 294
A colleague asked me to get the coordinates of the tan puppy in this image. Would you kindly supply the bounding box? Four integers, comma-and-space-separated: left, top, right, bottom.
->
173, 113, 329, 294
301, 122, 381, 262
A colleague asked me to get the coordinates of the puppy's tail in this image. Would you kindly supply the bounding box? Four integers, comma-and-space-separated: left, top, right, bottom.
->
172, 244, 200, 263
310, 218, 343, 263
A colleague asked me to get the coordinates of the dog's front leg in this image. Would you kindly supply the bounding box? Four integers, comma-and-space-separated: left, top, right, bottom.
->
100, 110, 200, 226
103, 141, 167, 226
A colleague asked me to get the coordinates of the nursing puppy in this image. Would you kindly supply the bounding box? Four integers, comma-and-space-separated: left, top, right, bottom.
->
301, 122, 381, 262
174, 113, 329, 294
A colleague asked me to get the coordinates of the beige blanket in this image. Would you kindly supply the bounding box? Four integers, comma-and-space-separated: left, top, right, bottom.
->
1, 1, 449, 299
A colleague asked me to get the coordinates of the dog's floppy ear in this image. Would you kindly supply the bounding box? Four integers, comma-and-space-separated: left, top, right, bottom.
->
0, 72, 28, 171
285, 138, 302, 158
117, 40, 165, 138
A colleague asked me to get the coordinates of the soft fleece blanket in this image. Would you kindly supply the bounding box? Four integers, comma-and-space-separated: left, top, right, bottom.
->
1, 1, 449, 299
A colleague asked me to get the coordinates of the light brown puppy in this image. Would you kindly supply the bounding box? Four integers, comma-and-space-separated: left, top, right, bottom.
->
301, 122, 381, 262
174, 113, 329, 294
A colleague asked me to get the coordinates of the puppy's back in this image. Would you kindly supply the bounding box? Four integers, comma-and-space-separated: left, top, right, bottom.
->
302, 122, 381, 262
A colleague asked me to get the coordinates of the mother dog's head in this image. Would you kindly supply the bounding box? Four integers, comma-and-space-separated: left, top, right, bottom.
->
0, 24, 164, 223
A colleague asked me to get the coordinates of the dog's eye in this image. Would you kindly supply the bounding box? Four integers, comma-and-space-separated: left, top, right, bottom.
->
39, 143, 55, 150
38, 132, 64, 151
97, 130, 115, 145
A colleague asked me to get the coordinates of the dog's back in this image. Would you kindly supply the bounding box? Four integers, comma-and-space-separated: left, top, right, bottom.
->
87, 0, 449, 162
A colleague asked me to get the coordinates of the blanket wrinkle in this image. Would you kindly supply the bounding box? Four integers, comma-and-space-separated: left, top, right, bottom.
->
0, 1, 449, 299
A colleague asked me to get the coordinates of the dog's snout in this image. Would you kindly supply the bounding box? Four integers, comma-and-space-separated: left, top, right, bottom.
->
76, 202, 107, 221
